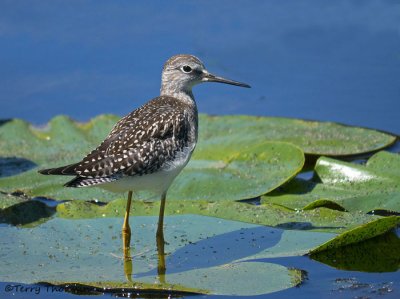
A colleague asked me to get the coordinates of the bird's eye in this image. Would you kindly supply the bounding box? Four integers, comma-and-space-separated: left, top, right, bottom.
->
182, 65, 192, 73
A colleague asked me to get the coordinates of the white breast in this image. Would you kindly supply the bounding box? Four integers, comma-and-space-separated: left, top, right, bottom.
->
99, 145, 195, 195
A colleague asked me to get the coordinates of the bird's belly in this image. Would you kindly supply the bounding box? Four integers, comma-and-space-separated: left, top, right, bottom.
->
100, 146, 194, 194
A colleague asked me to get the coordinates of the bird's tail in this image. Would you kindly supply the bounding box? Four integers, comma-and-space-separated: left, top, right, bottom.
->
38, 163, 78, 175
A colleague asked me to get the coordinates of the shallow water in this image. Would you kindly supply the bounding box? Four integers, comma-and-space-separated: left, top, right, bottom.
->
0, 1, 399, 298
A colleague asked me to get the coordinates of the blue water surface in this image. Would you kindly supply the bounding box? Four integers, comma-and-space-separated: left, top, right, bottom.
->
0, 0, 399, 134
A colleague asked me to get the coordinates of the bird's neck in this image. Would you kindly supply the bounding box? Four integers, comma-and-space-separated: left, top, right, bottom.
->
160, 85, 196, 107
160, 72, 196, 106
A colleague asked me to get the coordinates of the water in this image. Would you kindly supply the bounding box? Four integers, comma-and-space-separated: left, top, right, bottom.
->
1, 1, 399, 134
0, 1, 399, 298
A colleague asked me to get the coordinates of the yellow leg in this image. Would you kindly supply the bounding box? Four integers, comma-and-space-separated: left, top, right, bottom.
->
122, 191, 133, 258
156, 192, 167, 280
121, 191, 133, 282
156, 229, 166, 282
156, 192, 166, 239
123, 247, 133, 282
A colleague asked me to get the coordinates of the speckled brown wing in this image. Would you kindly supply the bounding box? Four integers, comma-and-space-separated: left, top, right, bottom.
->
63, 96, 193, 187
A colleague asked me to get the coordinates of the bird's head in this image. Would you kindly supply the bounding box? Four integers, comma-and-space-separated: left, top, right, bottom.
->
161, 54, 250, 96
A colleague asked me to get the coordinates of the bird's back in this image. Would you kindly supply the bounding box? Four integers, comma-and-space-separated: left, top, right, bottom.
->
39, 96, 198, 190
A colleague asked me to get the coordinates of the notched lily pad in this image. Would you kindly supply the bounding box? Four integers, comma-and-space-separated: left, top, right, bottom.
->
262, 152, 400, 214
0, 115, 304, 203
199, 114, 396, 156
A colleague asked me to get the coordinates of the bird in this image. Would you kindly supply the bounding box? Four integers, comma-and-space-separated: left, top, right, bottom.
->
38, 54, 250, 262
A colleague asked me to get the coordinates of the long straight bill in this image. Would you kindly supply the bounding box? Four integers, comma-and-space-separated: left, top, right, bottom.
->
202, 72, 251, 88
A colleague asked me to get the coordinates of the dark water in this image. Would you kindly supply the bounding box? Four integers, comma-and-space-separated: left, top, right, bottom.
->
0, 1, 399, 298
1, 1, 399, 134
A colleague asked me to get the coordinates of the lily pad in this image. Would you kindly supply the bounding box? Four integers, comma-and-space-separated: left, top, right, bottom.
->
167, 141, 304, 201
54, 199, 383, 234
199, 114, 396, 156
262, 151, 400, 213
56, 200, 399, 258
0, 215, 309, 296
2, 193, 384, 234
309, 216, 400, 254
139, 261, 302, 296
309, 215, 400, 273
310, 231, 400, 272
2, 199, 397, 292
0, 115, 304, 202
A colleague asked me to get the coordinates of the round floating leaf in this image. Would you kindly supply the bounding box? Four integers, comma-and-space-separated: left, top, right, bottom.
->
262, 151, 400, 213
199, 114, 396, 156
0, 215, 305, 296
140, 261, 301, 296
0, 115, 304, 202
166, 141, 304, 201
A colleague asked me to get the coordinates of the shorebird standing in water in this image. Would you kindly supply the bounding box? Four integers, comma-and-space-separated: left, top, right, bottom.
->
39, 54, 250, 267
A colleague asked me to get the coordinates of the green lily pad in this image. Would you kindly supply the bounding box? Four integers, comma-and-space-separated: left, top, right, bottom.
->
308, 215, 400, 273
199, 114, 396, 156
55, 198, 398, 258
0, 115, 304, 202
167, 141, 304, 201
309, 216, 400, 254
0, 215, 309, 296
139, 262, 302, 296
310, 231, 400, 272
53, 198, 383, 234
2, 199, 396, 290
1, 193, 383, 234
303, 199, 346, 211
262, 151, 400, 213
